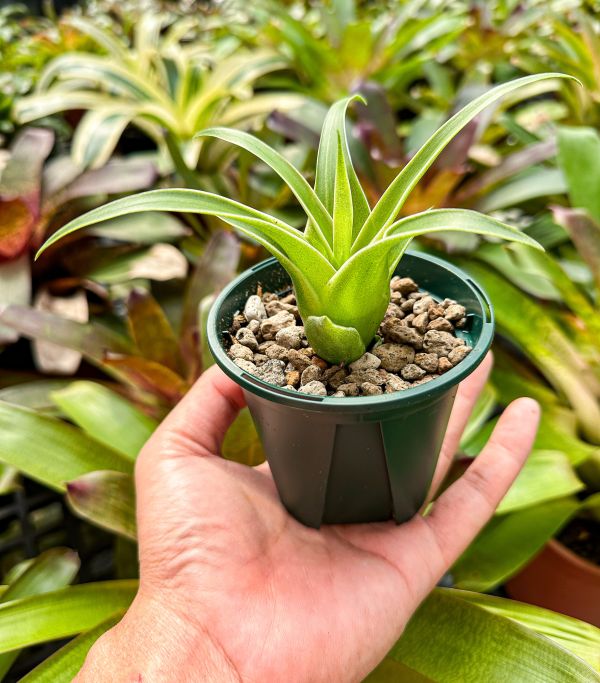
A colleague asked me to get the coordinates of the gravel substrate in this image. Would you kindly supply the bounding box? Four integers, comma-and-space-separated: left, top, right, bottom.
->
226, 275, 472, 397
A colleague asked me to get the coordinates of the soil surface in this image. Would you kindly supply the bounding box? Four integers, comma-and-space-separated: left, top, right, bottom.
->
226, 275, 473, 397
558, 518, 600, 567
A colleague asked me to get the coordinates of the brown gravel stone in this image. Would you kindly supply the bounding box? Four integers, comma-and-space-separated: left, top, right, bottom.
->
427, 317, 454, 332
428, 304, 445, 320
228, 343, 254, 362
261, 292, 278, 303
286, 370, 300, 387
235, 327, 259, 351
401, 363, 426, 381
437, 357, 453, 373
281, 293, 296, 305
247, 319, 261, 336
258, 340, 276, 353
349, 352, 381, 372
345, 369, 386, 386
311, 356, 329, 370
328, 369, 349, 389
253, 353, 268, 365
380, 317, 424, 349
255, 359, 286, 386
390, 276, 418, 294
243, 295, 266, 322
361, 382, 383, 396
414, 352, 438, 373
413, 296, 434, 315
301, 364, 322, 385
234, 358, 257, 373
448, 345, 472, 365
275, 325, 304, 349
337, 383, 359, 396
423, 330, 457, 356
385, 374, 411, 392
265, 344, 289, 361
445, 303, 466, 321
260, 311, 296, 340
412, 311, 429, 333
385, 303, 405, 319
373, 343, 414, 372
400, 299, 415, 312
231, 313, 247, 332
287, 348, 313, 371
298, 380, 327, 396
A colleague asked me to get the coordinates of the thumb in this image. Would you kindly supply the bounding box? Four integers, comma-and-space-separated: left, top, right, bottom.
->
141, 365, 246, 464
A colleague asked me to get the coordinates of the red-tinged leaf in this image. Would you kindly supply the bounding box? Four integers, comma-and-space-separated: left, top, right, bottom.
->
126, 289, 182, 372
67, 471, 136, 540
354, 82, 404, 166
0, 305, 132, 365
0, 128, 54, 259
180, 231, 240, 374
103, 354, 189, 404
32, 288, 88, 375
552, 206, 600, 290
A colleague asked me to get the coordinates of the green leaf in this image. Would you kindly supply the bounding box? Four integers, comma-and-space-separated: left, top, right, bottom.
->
0, 401, 133, 492
474, 167, 567, 213
67, 471, 136, 540
377, 588, 600, 682
332, 133, 353, 266
552, 207, 600, 291
452, 497, 580, 592
72, 108, 134, 169
87, 212, 188, 244
20, 613, 123, 683
459, 383, 497, 450
222, 408, 265, 466
458, 591, 600, 671
558, 125, 600, 224
0, 549, 80, 679
51, 381, 157, 460
314, 96, 370, 242
0, 380, 72, 415
196, 127, 334, 257
354, 73, 576, 250
496, 450, 584, 514
0, 581, 137, 653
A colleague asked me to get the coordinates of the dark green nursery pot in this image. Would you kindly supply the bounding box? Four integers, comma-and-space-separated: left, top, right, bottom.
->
207, 252, 494, 529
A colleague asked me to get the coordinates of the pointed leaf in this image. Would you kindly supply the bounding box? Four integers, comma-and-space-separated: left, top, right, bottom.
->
552, 206, 600, 290
0, 253, 31, 344
0, 581, 137, 653
51, 381, 157, 460
0, 401, 133, 492
332, 132, 353, 266
354, 73, 576, 249
558, 125, 600, 223
72, 108, 134, 170
314, 95, 370, 241
196, 127, 334, 256
20, 613, 123, 683
67, 471, 136, 540
222, 408, 265, 467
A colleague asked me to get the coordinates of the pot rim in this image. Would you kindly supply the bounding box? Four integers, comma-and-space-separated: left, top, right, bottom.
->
547, 538, 600, 577
207, 251, 494, 413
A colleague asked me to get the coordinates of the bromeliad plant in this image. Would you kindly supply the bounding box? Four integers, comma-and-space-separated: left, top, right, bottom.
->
38, 74, 570, 365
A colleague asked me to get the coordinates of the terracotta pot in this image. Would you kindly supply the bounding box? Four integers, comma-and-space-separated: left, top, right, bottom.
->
506, 539, 600, 626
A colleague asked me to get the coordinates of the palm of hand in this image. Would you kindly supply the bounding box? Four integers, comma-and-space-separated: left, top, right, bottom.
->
80, 357, 538, 682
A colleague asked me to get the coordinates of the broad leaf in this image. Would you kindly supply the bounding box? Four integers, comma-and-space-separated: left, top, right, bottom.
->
51, 381, 157, 460
0, 254, 31, 344
372, 588, 600, 682
72, 108, 135, 169
0, 581, 137, 653
0, 401, 133, 492
558, 125, 600, 223
452, 497, 580, 592
67, 471, 136, 540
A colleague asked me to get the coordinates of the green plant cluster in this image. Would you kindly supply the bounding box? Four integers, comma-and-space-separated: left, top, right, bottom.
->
1, 0, 600, 680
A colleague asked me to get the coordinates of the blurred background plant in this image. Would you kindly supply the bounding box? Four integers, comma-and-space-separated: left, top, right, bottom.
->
2, 0, 600, 679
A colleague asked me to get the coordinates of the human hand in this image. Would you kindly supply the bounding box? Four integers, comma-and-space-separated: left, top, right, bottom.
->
75, 354, 540, 682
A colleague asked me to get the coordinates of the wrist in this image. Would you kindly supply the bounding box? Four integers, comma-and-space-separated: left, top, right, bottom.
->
75, 594, 240, 682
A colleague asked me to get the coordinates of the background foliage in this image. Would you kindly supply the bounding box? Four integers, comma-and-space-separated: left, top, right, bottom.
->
1, 0, 600, 680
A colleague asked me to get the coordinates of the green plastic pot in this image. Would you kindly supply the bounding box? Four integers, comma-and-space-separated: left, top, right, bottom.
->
208, 252, 494, 528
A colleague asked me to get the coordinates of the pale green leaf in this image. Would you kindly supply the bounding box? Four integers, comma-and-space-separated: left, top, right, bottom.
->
72, 109, 134, 169
558, 125, 600, 223
332, 133, 353, 266
458, 591, 600, 671
0, 401, 133, 492
51, 381, 157, 460
0, 581, 137, 653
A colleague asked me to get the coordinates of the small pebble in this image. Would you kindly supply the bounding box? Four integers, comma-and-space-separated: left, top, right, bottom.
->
254, 359, 286, 386
400, 299, 415, 312
385, 374, 411, 392
349, 352, 381, 372
260, 311, 296, 340
448, 345, 472, 365
445, 304, 466, 321
244, 295, 266, 322
415, 352, 438, 373
423, 330, 457, 357
262, 292, 278, 303
380, 318, 424, 349
390, 276, 418, 294
428, 317, 454, 332
234, 359, 257, 373
428, 304, 445, 320
258, 340, 276, 353
337, 383, 359, 396
361, 382, 383, 396
301, 365, 322, 385
253, 353, 268, 365
275, 326, 305, 349
231, 313, 247, 332
438, 357, 453, 373
286, 370, 300, 386
265, 344, 289, 361
373, 343, 414, 372
311, 356, 329, 371
412, 312, 429, 333
228, 344, 254, 362
298, 380, 327, 396
247, 319, 261, 335
386, 303, 405, 319
332, 391, 345, 398
401, 363, 426, 381
235, 328, 259, 351
413, 296, 434, 315
287, 348, 313, 371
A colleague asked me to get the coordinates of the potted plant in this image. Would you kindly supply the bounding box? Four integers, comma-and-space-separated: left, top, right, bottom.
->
37, 73, 569, 528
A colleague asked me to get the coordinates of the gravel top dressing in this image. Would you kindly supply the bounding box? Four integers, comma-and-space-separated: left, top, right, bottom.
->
226, 275, 473, 397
